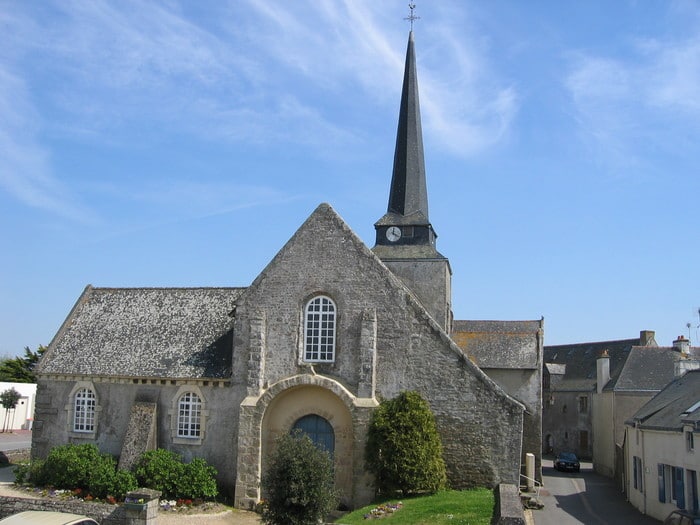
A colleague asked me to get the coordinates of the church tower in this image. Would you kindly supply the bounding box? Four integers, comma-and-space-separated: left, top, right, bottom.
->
373, 30, 453, 331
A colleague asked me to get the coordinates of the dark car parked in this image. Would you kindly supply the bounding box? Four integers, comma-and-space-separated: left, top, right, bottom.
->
664, 510, 700, 525
554, 452, 580, 472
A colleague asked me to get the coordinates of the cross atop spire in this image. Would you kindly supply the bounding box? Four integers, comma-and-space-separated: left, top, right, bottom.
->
404, 3, 420, 31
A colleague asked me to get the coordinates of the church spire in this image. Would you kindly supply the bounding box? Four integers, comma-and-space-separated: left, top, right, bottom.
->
374, 28, 437, 249
372, 21, 452, 331
387, 30, 429, 222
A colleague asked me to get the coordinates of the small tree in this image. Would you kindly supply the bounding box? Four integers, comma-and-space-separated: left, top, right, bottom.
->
0, 387, 21, 432
365, 390, 447, 496
0, 346, 46, 383
261, 431, 338, 525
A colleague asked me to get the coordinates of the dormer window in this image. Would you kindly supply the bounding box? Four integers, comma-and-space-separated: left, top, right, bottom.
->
304, 296, 336, 362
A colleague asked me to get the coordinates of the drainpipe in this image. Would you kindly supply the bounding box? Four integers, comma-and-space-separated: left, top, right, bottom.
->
641, 425, 647, 515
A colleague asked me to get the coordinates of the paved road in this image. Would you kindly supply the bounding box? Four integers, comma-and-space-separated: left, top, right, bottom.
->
532, 459, 662, 525
0, 430, 31, 452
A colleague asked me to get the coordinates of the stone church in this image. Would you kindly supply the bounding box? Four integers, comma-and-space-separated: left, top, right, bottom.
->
32, 31, 542, 510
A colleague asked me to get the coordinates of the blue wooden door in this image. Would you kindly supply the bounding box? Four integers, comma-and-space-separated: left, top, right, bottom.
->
292, 414, 335, 455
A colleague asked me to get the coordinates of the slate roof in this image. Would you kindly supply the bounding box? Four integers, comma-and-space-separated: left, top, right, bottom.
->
452, 320, 543, 369
543, 337, 639, 392
613, 345, 684, 392
37, 286, 245, 379
628, 369, 700, 431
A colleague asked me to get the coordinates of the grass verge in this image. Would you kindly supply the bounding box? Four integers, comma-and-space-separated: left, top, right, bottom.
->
335, 488, 494, 525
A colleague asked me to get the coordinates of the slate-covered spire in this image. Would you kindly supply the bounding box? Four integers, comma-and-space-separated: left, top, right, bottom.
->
374, 30, 437, 249
372, 28, 451, 332
388, 30, 429, 222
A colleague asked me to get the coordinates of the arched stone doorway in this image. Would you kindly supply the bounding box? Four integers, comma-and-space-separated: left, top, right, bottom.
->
261, 384, 353, 506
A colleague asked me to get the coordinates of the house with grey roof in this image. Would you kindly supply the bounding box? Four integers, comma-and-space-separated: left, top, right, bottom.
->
594, 336, 699, 480
33, 30, 542, 510
543, 331, 655, 460
544, 331, 700, 482
625, 368, 700, 521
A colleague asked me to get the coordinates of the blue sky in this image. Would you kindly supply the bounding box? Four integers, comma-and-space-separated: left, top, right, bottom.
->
1, 0, 699, 356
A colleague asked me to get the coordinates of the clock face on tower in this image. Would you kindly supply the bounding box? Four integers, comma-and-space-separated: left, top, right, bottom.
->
386, 226, 402, 242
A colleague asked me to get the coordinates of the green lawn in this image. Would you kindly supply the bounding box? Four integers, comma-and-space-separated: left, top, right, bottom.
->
335, 489, 494, 525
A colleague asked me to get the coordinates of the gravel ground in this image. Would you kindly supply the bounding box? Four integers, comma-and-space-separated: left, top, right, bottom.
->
0, 475, 262, 525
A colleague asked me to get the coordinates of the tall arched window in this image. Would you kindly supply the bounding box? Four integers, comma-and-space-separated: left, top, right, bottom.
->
73, 388, 96, 433
292, 414, 335, 455
304, 296, 336, 362
177, 392, 202, 438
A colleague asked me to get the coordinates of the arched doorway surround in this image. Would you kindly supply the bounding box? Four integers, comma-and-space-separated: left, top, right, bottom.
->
234, 374, 377, 511
262, 384, 351, 502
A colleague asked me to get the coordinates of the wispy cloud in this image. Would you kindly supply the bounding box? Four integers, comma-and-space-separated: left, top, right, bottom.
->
1, 0, 518, 220
239, 0, 518, 156
0, 64, 93, 221
565, 26, 700, 166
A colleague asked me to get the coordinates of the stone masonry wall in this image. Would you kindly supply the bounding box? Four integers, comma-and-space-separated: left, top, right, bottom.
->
232, 205, 524, 492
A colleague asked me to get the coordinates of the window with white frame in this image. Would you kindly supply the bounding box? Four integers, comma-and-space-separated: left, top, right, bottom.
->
73, 388, 96, 433
304, 296, 336, 362
177, 392, 202, 438
687, 430, 695, 452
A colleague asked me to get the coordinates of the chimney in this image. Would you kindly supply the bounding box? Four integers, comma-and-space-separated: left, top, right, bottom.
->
640, 330, 657, 346
597, 349, 610, 394
675, 357, 700, 378
673, 335, 691, 355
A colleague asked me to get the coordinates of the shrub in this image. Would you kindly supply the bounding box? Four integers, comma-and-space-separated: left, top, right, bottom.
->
87, 456, 137, 500
23, 444, 137, 500
365, 390, 447, 496
133, 449, 183, 499
133, 449, 219, 500
36, 443, 101, 489
261, 431, 338, 525
179, 457, 218, 499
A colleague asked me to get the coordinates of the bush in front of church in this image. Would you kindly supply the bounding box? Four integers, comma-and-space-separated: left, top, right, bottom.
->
260, 430, 338, 525
365, 390, 447, 496
20, 443, 137, 499
133, 449, 218, 500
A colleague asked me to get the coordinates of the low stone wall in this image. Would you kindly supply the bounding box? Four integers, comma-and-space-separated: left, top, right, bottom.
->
494, 484, 525, 525
0, 496, 125, 525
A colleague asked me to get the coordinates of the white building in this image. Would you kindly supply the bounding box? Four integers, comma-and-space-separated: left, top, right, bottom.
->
625, 368, 700, 521
0, 382, 36, 430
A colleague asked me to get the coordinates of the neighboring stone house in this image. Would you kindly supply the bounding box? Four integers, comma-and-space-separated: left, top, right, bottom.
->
32, 31, 542, 510
543, 332, 654, 460
544, 332, 699, 482
625, 368, 700, 521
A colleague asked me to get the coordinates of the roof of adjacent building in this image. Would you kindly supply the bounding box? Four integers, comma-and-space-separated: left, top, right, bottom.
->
613, 345, 683, 392
452, 320, 543, 369
628, 369, 700, 431
544, 337, 640, 392
37, 286, 244, 379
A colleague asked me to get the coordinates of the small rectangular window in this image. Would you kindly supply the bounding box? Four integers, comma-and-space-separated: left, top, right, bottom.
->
659, 464, 667, 502
578, 396, 588, 414
687, 431, 695, 452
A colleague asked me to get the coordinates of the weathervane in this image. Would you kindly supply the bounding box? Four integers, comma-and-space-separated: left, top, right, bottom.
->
404, 3, 420, 30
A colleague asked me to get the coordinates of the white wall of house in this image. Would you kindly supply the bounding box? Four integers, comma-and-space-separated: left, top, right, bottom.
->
0, 382, 36, 430
626, 425, 700, 521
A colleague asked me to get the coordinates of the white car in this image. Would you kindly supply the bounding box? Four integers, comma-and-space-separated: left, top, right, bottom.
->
0, 511, 98, 525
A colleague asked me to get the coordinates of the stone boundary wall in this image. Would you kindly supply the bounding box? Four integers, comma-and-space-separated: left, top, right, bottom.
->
494, 484, 525, 525
0, 496, 125, 525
